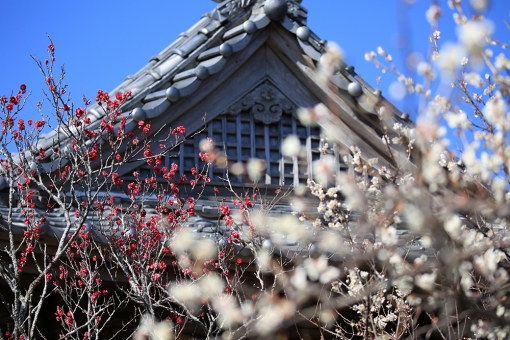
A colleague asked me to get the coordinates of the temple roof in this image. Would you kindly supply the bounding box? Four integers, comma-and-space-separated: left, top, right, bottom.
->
33, 0, 411, 174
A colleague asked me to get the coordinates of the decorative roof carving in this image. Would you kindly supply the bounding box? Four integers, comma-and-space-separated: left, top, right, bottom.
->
287, 1, 307, 24
213, 0, 257, 21
219, 0, 255, 15
224, 81, 293, 124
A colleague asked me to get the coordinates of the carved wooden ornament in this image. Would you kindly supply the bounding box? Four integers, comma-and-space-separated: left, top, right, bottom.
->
224, 81, 293, 124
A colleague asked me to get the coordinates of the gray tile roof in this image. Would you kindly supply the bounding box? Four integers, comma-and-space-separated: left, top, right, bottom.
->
4, 190, 507, 261
0, 192, 452, 261
33, 0, 410, 174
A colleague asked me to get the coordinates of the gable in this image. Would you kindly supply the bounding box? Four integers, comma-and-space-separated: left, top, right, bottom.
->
112, 37, 354, 188
128, 78, 330, 188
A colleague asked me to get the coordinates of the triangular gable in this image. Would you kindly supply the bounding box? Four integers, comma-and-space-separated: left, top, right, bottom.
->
119, 76, 328, 187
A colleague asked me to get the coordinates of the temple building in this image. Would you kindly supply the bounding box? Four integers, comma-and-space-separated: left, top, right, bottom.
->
30, 0, 407, 225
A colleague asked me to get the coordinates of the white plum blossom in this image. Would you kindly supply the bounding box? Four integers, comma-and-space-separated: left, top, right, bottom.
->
281, 135, 301, 158
447, 0, 461, 9
462, 142, 488, 178
444, 215, 462, 239
199, 274, 225, 298
322, 42, 344, 67
246, 158, 266, 182
405, 205, 427, 233
492, 177, 507, 203
380, 225, 397, 246
437, 43, 466, 75
257, 249, 272, 271
415, 271, 437, 291
191, 238, 217, 260
312, 154, 337, 185
172, 228, 195, 254
452, 12, 464, 25
483, 93, 509, 130
444, 110, 471, 129
169, 283, 201, 305
301, 256, 341, 284
255, 299, 296, 336
134, 315, 174, 340
425, 4, 442, 25
457, 20, 494, 55
297, 103, 328, 126
497, 305, 506, 317
364, 51, 376, 61
392, 275, 414, 295
269, 214, 312, 244
464, 72, 484, 87
470, 0, 488, 11
480, 151, 504, 173
290, 267, 307, 290
317, 42, 344, 82
474, 248, 506, 278
212, 296, 244, 328
495, 53, 510, 70
417, 62, 435, 80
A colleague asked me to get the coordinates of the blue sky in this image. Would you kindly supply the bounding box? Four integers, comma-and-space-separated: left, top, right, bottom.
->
0, 1, 508, 123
